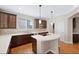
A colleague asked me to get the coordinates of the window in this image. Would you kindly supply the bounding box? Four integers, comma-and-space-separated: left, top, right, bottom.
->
27, 20, 33, 29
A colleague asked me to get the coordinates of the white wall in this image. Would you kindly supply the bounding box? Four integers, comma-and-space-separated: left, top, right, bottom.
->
47, 16, 66, 41
47, 15, 73, 44
66, 18, 73, 44
47, 7, 79, 44
53, 16, 73, 44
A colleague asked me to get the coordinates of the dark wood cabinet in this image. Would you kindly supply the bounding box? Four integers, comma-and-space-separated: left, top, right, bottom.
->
9, 32, 48, 53
34, 19, 47, 29
0, 12, 16, 28
0, 12, 8, 28
8, 14, 16, 28
10, 34, 33, 48
10, 32, 48, 48
73, 34, 79, 43
41, 20, 47, 28
34, 19, 39, 28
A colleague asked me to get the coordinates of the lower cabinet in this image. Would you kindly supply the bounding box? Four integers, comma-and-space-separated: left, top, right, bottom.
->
10, 34, 33, 48
73, 34, 79, 43
9, 32, 48, 53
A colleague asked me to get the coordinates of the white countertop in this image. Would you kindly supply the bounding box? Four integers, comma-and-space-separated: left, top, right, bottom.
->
32, 33, 60, 41
0, 30, 48, 54
0, 35, 11, 54
0, 33, 31, 54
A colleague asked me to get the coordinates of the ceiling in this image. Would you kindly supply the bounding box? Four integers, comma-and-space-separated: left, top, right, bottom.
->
0, 5, 78, 19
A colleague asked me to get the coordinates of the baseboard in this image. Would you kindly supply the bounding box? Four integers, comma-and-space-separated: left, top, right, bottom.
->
61, 40, 73, 44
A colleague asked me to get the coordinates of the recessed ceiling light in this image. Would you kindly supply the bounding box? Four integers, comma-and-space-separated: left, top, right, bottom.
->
18, 8, 21, 10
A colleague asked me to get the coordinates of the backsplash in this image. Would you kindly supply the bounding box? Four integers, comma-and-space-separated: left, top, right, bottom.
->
0, 29, 48, 35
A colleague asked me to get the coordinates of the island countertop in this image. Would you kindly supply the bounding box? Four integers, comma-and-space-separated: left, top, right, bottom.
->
32, 33, 60, 41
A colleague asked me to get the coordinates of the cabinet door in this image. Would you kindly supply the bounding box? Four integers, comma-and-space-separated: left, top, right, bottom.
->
41, 20, 47, 28
34, 19, 39, 28
8, 15, 16, 28
73, 34, 79, 43
0, 13, 8, 28
34, 19, 47, 29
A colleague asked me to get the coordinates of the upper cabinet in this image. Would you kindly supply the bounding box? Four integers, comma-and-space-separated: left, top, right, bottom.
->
8, 14, 16, 28
41, 20, 47, 28
34, 19, 47, 29
0, 12, 16, 29
0, 13, 8, 28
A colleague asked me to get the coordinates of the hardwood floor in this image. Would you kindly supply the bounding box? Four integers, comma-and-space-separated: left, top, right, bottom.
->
11, 42, 79, 54
11, 43, 34, 54
60, 42, 79, 54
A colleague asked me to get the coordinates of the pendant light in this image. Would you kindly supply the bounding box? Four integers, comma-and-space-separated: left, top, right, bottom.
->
50, 10, 55, 33
51, 11, 53, 19
39, 5, 42, 24
50, 11, 53, 26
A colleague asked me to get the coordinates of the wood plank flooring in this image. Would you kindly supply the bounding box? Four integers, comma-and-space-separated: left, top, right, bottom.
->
11, 42, 79, 54
11, 43, 34, 54
60, 42, 79, 54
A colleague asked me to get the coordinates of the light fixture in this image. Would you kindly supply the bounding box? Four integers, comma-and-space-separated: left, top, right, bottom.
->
51, 11, 53, 19
39, 20, 42, 24
39, 5, 42, 24
50, 11, 53, 26
51, 22, 53, 26
50, 10, 55, 33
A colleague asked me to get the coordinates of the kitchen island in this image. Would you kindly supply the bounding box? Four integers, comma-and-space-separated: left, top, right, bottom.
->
32, 33, 60, 54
